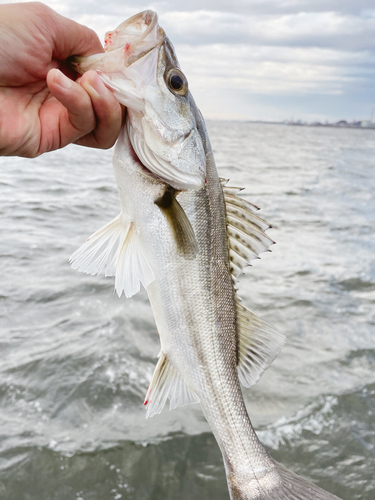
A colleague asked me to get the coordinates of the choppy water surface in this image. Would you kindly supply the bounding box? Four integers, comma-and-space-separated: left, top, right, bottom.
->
1, 122, 374, 500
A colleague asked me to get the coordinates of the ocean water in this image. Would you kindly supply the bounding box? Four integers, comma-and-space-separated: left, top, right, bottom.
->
0, 122, 374, 500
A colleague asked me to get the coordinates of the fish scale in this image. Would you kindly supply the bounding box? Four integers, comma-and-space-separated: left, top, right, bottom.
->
70, 9, 342, 500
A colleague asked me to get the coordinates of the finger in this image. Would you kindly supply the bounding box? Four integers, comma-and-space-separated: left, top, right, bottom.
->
74, 71, 124, 149
45, 68, 96, 147
48, 7, 104, 58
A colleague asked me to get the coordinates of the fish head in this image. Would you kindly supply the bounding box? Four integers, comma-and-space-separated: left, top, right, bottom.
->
73, 10, 206, 191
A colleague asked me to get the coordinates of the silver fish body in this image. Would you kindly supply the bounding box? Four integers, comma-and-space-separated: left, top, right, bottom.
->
71, 11, 342, 500
113, 117, 281, 498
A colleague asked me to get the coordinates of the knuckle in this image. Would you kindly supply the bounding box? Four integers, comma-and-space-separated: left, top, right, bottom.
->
30, 2, 53, 19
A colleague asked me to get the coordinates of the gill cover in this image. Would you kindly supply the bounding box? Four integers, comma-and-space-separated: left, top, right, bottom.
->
73, 10, 206, 190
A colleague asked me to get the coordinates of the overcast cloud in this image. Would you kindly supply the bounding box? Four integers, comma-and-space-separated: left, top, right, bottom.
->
3, 0, 375, 121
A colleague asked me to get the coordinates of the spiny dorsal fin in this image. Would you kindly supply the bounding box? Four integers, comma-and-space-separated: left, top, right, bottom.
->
155, 188, 198, 259
236, 299, 286, 387
70, 214, 154, 298
221, 178, 274, 278
144, 352, 200, 418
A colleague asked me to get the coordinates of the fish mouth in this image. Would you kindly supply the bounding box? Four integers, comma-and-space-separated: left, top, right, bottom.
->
104, 10, 165, 65
71, 10, 165, 74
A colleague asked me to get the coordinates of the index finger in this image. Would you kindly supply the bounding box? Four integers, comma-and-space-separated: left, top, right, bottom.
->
41, 4, 104, 59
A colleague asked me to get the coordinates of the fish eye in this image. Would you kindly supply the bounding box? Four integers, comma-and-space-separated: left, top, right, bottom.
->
170, 74, 183, 90
166, 69, 188, 96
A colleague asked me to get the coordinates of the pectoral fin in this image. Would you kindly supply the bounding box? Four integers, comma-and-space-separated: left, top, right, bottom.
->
70, 214, 154, 298
155, 188, 198, 258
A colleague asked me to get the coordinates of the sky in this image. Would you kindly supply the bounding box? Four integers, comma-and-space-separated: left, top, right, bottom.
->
4, 0, 375, 122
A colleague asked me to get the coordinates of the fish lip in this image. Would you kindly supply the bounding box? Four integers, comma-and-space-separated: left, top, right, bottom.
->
112, 10, 160, 45
71, 10, 165, 73
126, 37, 164, 67
106, 10, 165, 66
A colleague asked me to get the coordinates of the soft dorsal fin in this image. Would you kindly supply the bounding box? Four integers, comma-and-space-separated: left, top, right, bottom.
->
144, 352, 200, 418
220, 178, 274, 279
236, 299, 286, 387
70, 214, 155, 298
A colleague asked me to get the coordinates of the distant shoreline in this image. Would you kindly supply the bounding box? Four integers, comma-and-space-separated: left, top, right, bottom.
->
206, 119, 375, 129
287, 122, 375, 130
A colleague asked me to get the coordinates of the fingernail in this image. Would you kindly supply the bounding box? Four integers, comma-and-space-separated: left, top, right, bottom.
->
55, 70, 72, 89
90, 71, 107, 95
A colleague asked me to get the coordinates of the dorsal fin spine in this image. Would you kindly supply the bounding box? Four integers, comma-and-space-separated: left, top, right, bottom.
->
222, 181, 274, 280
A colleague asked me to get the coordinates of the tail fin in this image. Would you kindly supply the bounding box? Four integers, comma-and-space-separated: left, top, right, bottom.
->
272, 461, 341, 500
227, 461, 342, 500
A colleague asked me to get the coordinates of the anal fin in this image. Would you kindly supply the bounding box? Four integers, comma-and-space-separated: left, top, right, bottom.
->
144, 352, 200, 418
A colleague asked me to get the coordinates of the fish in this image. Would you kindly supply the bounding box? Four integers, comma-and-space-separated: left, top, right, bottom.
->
70, 10, 342, 500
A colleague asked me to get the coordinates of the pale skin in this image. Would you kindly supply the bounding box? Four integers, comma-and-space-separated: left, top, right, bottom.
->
0, 2, 124, 157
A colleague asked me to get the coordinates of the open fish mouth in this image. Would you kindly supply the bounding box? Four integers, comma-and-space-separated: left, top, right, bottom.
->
72, 10, 164, 72
103, 10, 165, 63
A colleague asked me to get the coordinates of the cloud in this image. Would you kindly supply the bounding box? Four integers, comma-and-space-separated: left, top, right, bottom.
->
176, 44, 375, 96
1, 0, 374, 121
49, 0, 375, 17
158, 10, 375, 51
152, 0, 375, 16
7, 0, 374, 51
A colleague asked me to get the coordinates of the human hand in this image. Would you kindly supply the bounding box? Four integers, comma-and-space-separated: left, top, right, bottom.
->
0, 2, 123, 157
